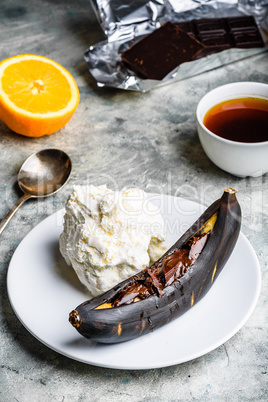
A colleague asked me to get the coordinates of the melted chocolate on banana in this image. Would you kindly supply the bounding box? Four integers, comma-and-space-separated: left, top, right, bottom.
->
112, 232, 209, 307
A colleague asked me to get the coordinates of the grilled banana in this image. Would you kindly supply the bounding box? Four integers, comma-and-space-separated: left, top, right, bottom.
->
69, 188, 241, 343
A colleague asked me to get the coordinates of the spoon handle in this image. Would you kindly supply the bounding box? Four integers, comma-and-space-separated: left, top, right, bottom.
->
0, 194, 33, 235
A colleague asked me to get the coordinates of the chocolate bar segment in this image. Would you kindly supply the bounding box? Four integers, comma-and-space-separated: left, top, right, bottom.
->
226, 16, 258, 31
176, 21, 197, 38
199, 32, 232, 50
121, 22, 205, 80
231, 28, 264, 49
194, 18, 227, 35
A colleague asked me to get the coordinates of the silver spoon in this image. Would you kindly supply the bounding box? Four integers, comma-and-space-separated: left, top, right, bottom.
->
0, 148, 72, 235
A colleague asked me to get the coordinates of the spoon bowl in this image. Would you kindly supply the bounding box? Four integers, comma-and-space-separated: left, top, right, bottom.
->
0, 148, 72, 234
18, 149, 72, 197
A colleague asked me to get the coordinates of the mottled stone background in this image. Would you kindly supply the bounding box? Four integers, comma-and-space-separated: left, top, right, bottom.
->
0, 1, 267, 401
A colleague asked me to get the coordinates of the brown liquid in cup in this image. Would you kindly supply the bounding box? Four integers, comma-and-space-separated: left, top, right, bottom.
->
203, 97, 268, 143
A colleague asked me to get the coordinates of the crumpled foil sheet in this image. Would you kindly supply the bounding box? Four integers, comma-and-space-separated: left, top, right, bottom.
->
85, 0, 268, 92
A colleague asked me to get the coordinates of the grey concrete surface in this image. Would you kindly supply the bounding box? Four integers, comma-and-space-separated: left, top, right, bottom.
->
0, 1, 267, 401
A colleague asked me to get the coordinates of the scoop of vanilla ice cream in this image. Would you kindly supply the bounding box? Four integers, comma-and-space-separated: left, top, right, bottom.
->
59, 185, 169, 297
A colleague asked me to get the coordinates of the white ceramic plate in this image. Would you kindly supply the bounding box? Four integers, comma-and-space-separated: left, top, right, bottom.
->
7, 194, 261, 370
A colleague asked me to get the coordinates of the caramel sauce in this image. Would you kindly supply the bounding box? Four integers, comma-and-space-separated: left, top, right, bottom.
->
203, 97, 268, 143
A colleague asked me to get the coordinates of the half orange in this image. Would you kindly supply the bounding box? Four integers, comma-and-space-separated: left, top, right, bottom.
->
0, 54, 80, 137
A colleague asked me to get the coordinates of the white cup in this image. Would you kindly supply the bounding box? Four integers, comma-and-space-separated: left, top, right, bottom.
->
196, 82, 268, 178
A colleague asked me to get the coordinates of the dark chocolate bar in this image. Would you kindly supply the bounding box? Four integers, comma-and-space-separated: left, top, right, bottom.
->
121, 22, 205, 80
187, 16, 265, 58
121, 16, 265, 80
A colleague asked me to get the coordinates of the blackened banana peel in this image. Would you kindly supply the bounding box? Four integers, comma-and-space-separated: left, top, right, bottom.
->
69, 189, 241, 343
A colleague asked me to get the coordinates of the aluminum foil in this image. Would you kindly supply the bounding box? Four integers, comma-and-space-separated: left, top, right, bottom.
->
85, 0, 268, 92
